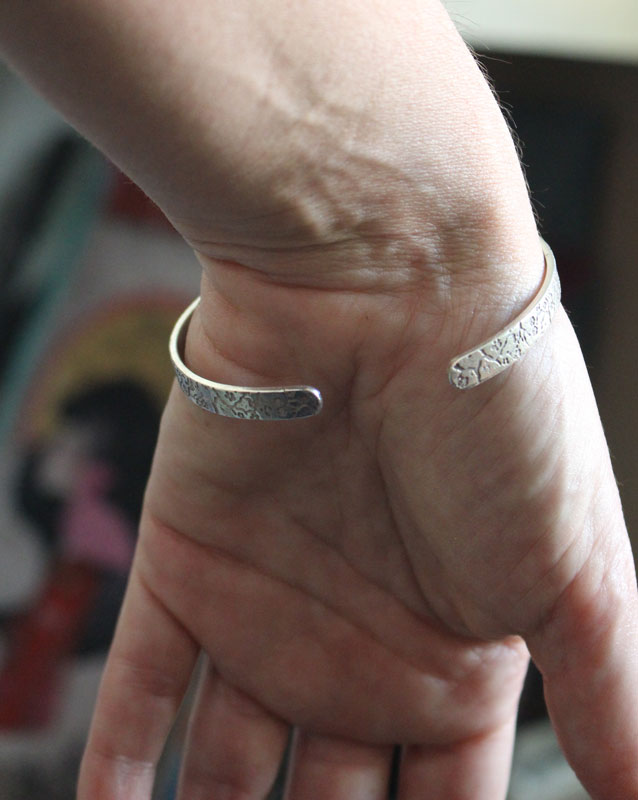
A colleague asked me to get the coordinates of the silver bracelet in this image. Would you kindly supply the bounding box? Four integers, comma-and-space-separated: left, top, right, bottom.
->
170, 239, 560, 418
169, 297, 323, 420
448, 238, 561, 389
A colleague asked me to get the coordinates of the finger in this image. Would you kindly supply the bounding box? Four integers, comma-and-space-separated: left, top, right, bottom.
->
397, 720, 517, 800
77, 567, 199, 800
284, 729, 394, 800
527, 544, 638, 800
177, 658, 289, 800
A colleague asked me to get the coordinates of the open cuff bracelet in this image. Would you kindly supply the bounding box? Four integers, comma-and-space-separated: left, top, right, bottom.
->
169, 239, 560, 420
168, 297, 323, 420
447, 238, 560, 389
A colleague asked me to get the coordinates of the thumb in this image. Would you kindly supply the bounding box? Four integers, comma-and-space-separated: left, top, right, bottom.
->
528, 527, 638, 800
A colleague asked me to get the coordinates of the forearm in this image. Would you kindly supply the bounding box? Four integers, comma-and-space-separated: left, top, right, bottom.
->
0, 0, 541, 301
0, 0, 271, 210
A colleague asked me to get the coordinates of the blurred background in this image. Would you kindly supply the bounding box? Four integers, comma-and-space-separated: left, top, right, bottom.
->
0, 1, 636, 798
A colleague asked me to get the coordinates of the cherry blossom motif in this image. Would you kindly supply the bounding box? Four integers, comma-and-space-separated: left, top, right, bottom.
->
449, 251, 561, 389
170, 298, 323, 420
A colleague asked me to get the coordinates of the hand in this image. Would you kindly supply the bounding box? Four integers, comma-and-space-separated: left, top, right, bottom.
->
2, 1, 636, 798
77, 256, 638, 800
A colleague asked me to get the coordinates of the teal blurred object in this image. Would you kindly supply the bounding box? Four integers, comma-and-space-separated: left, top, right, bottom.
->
0, 138, 110, 444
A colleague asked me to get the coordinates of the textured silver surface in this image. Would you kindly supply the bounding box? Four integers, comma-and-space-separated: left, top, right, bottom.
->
169, 297, 323, 420
448, 239, 561, 389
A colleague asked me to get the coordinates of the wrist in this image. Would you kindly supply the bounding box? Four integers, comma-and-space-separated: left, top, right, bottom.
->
180, 220, 547, 424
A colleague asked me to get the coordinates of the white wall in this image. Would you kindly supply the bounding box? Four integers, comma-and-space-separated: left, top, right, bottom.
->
444, 0, 638, 63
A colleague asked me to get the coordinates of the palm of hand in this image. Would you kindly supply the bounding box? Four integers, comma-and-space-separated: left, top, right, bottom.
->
78, 255, 638, 800
97, 265, 616, 793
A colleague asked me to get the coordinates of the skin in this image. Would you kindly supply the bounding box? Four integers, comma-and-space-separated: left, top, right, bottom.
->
1, 1, 637, 797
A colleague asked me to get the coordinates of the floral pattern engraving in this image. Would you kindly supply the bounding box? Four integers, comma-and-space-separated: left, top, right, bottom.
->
169, 296, 323, 420
448, 259, 561, 390
174, 369, 322, 420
